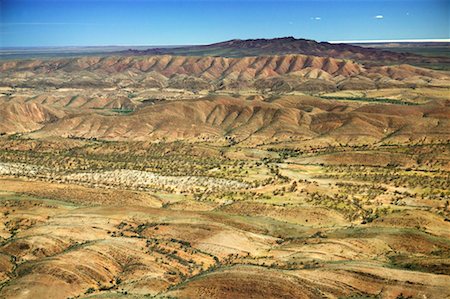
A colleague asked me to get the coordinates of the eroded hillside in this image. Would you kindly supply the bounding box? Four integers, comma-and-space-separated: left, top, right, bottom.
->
1, 54, 449, 91
0, 50, 449, 299
1, 87, 449, 146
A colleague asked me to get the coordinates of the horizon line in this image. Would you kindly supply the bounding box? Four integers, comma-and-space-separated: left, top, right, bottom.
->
2, 38, 449, 49
329, 38, 450, 44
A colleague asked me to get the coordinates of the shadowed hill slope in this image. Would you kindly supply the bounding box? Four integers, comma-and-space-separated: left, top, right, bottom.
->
29, 95, 450, 145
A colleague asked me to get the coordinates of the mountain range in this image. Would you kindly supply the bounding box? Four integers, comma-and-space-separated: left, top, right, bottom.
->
121, 37, 450, 66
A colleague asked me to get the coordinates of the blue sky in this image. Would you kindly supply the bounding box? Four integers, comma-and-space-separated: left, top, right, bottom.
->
0, 0, 449, 47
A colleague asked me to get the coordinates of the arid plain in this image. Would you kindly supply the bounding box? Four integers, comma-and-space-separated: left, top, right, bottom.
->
0, 38, 449, 299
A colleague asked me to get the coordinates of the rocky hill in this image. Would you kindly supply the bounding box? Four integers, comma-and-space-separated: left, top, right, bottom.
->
21, 95, 450, 145
121, 37, 449, 66
1, 54, 449, 91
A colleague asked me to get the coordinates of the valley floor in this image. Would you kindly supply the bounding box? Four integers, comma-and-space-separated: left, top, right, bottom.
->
0, 138, 449, 299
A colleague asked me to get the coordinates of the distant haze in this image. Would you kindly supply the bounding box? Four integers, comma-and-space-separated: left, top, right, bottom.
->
330, 39, 450, 44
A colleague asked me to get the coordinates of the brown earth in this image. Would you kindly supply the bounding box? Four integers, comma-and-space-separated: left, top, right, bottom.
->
1, 54, 449, 91
26, 95, 450, 145
1, 181, 449, 299
0, 47, 449, 299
